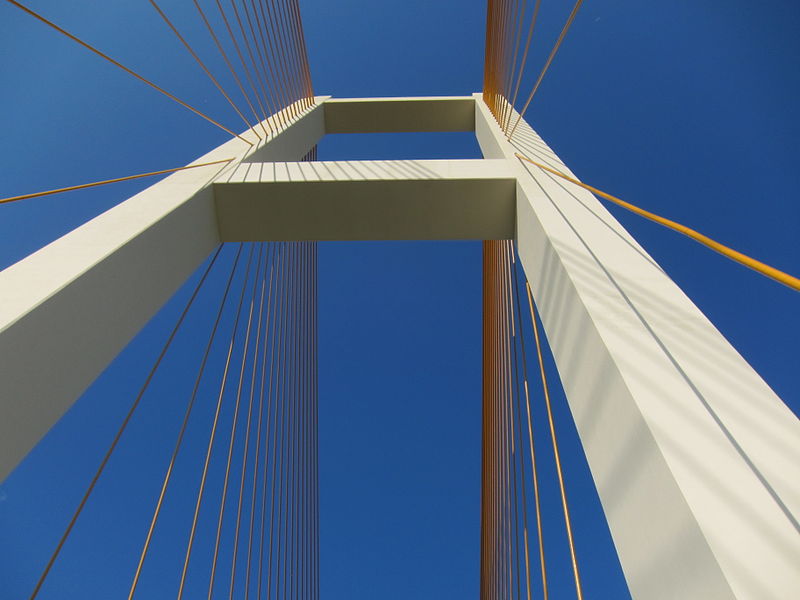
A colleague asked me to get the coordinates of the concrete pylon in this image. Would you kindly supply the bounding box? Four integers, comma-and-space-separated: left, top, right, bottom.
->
0, 95, 797, 599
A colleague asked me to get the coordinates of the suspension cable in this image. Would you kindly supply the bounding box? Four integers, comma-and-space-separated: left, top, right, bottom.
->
192, 0, 270, 137
0, 158, 234, 205
508, 0, 584, 138
127, 243, 245, 599
516, 152, 800, 292
28, 246, 223, 600
148, 0, 261, 140
5, 0, 253, 145
175, 244, 258, 600
525, 281, 584, 600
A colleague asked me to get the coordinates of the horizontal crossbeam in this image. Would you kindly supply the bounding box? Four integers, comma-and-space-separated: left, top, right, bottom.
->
214, 159, 515, 240
0, 99, 329, 481
2, 94, 797, 600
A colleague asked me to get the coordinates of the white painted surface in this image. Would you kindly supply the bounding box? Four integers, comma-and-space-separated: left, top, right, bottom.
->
1, 94, 797, 600
474, 93, 800, 599
0, 99, 327, 481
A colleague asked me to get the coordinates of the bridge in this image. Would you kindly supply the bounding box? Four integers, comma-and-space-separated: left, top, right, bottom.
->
1, 1, 798, 599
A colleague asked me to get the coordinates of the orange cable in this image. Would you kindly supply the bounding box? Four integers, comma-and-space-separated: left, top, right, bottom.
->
191, 0, 269, 137
148, 0, 260, 139
264, 1, 297, 123
214, 0, 275, 132
228, 0, 285, 129
263, 0, 298, 118
282, 0, 312, 110
504, 0, 542, 134
289, 0, 314, 104
510, 242, 548, 600
516, 152, 800, 292
498, 0, 524, 131
28, 246, 223, 600
227, 243, 267, 600
260, 0, 299, 123
175, 244, 258, 600
498, 0, 520, 131
0, 158, 234, 205
205, 243, 265, 599
245, 0, 289, 122
5, 0, 252, 145
506, 240, 532, 600
266, 242, 291, 598
258, 243, 286, 600
127, 243, 245, 600
509, 0, 584, 138
246, 242, 277, 596
525, 281, 584, 600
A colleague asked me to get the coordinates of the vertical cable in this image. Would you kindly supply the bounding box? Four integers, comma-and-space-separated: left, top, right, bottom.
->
244, 0, 290, 123
228, 244, 270, 599
128, 243, 245, 600
525, 281, 584, 600
509, 0, 585, 138
504, 0, 542, 133
267, 242, 291, 599
215, 0, 275, 131
227, 0, 285, 129
148, 0, 261, 139
207, 243, 265, 598
6, 0, 252, 145
245, 242, 277, 599
259, 243, 287, 600
175, 244, 259, 600
260, 0, 297, 119
192, 0, 270, 136
510, 244, 545, 600
29, 246, 223, 600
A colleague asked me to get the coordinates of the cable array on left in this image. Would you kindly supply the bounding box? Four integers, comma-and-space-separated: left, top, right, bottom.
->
3, 0, 316, 204
27, 241, 318, 600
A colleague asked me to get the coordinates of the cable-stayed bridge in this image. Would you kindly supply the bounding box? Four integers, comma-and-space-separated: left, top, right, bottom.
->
1, 2, 798, 599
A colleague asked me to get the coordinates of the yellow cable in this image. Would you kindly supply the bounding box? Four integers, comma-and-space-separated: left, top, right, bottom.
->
148, 0, 261, 140
516, 153, 800, 292
6, 0, 253, 146
0, 159, 234, 205
508, 0, 584, 138
525, 281, 584, 600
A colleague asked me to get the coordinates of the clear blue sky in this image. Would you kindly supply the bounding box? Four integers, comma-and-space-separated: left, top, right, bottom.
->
1, 1, 798, 599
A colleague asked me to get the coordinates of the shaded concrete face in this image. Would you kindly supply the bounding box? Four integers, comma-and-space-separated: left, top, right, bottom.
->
323, 96, 476, 133
214, 159, 515, 241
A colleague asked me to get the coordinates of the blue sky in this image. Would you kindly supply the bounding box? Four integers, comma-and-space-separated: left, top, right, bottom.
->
1, 1, 798, 599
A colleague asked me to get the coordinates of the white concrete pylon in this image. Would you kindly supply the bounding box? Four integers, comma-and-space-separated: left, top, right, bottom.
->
0, 94, 797, 600
0, 96, 491, 481
474, 94, 800, 599
0, 97, 329, 482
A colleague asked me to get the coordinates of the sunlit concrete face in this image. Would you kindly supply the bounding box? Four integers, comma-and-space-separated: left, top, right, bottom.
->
475, 94, 800, 599
0, 95, 798, 600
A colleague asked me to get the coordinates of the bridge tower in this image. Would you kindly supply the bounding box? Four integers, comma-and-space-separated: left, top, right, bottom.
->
1, 94, 798, 599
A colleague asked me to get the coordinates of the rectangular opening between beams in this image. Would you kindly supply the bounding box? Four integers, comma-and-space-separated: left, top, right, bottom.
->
323, 97, 476, 133
317, 131, 482, 161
